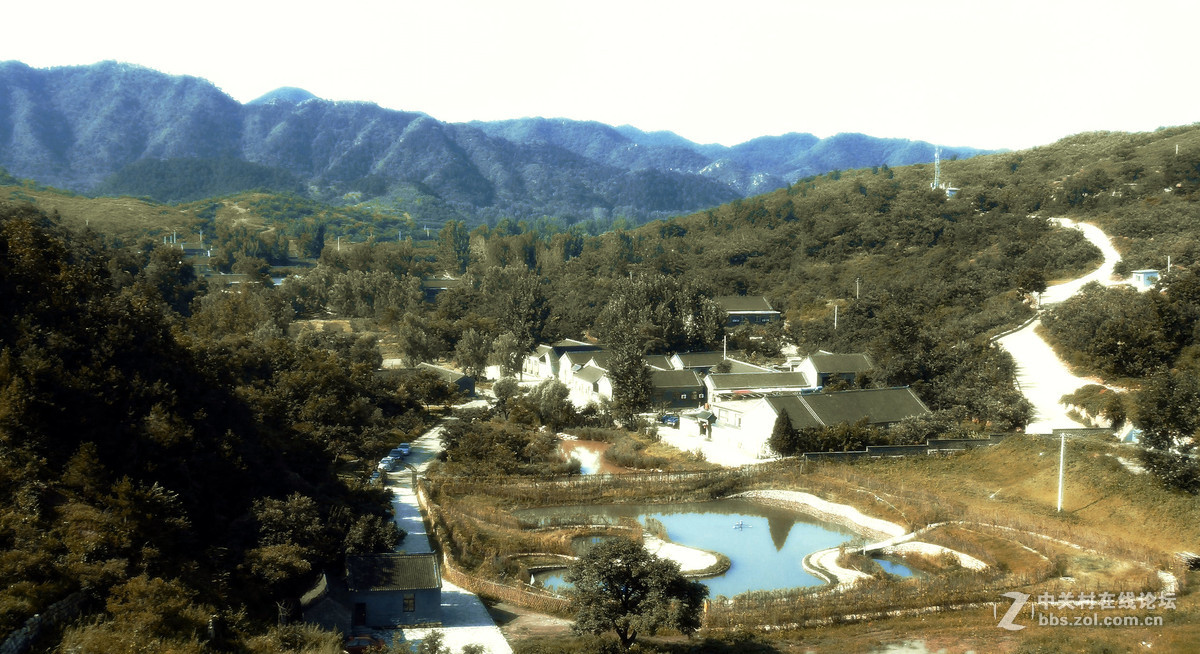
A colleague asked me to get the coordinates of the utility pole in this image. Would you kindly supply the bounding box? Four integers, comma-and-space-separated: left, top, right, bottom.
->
856, 277, 861, 300
1056, 432, 1066, 512
931, 147, 941, 190
834, 304, 838, 330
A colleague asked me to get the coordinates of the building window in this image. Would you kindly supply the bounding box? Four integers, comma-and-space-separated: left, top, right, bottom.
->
403, 593, 416, 612
680, 393, 688, 400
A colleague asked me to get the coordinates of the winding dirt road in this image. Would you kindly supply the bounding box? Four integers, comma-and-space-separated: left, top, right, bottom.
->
996, 218, 1126, 433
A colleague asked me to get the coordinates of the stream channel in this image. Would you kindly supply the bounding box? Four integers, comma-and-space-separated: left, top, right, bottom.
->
517, 497, 917, 598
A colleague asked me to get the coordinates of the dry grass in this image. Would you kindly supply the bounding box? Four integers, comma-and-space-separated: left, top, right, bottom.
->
429, 431, 1199, 651
811, 433, 1200, 563
4, 185, 204, 239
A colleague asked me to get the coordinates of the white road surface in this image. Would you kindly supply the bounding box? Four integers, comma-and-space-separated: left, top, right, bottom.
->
383, 419, 514, 654
996, 218, 1127, 434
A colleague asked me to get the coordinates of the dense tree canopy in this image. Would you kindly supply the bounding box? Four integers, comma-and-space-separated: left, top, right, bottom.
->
565, 537, 707, 652
0, 203, 428, 649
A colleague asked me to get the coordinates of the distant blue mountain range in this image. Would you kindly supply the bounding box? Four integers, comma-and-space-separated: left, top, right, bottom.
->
0, 60, 994, 222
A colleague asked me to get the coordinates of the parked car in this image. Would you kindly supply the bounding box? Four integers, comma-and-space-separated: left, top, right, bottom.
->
397, 443, 412, 456
343, 633, 386, 653
381, 458, 403, 472
660, 415, 680, 428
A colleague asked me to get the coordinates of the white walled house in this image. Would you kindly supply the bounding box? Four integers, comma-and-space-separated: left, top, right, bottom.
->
794, 352, 874, 388
1131, 269, 1160, 290
568, 365, 610, 406
558, 349, 606, 384
710, 387, 930, 458
525, 339, 600, 379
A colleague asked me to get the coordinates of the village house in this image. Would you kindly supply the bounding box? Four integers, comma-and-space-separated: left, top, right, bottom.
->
524, 339, 600, 379
704, 371, 812, 401
668, 350, 768, 374
566, 354, 689, 409
644, 354, 675, 371
794, 352, 874, 388
415, 362, 475, 396
567, 364, 609, 405
557, 349, 603, 384
1131, 269, 1160, 290
714, 296, 781, 327
797, 386, 929, 428
375, 363, 475, 397
346, 553, 442, 629
710, 387, 931, 458
650, 369, 706, 410
419, 277, 464, 303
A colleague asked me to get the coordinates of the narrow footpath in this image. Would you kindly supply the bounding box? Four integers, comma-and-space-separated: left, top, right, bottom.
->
385, 417, 514, 654
996, 218, 1127, 434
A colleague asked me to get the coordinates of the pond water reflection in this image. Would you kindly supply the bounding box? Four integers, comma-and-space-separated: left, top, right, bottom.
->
520, 498, 915, 597
558, 440, 626, 475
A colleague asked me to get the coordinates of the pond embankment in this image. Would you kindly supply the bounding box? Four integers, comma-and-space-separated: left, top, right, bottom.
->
735, 490, 986, 588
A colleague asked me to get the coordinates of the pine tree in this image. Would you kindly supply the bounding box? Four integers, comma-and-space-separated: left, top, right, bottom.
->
768, 408, 800, 456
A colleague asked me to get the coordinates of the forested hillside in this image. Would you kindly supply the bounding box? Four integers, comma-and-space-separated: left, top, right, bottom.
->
0, 204, 446, 652
270, 136, 1119, 432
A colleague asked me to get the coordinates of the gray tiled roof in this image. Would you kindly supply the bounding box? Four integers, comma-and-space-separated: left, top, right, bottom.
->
674, 350, 745, 368
347, 553, 441, 592
714, 296, 778, 313
575, 366, 607, 383
800, 387, 929, 426
417, 362, 469, 383
765, 395, 825, 430
644, 355, 674, 371
808, 352, 874, 374
708, 371, 809, 391
651, 369, 704, 389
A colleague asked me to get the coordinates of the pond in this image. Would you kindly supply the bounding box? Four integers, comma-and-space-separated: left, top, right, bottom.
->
519, 498, 916, 598
558, 439, 626, 475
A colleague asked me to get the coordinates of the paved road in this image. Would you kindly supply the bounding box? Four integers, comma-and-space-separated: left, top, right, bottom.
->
996, 218, 1126, 433
383, 418, 515, 654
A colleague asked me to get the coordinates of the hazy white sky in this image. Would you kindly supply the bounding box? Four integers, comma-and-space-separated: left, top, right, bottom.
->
4, 0, 1197, 150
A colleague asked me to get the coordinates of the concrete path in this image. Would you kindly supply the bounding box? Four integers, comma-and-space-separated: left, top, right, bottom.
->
656, 423, 769, 468
382, 418, 514, 654
996, 218, 1126, 434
